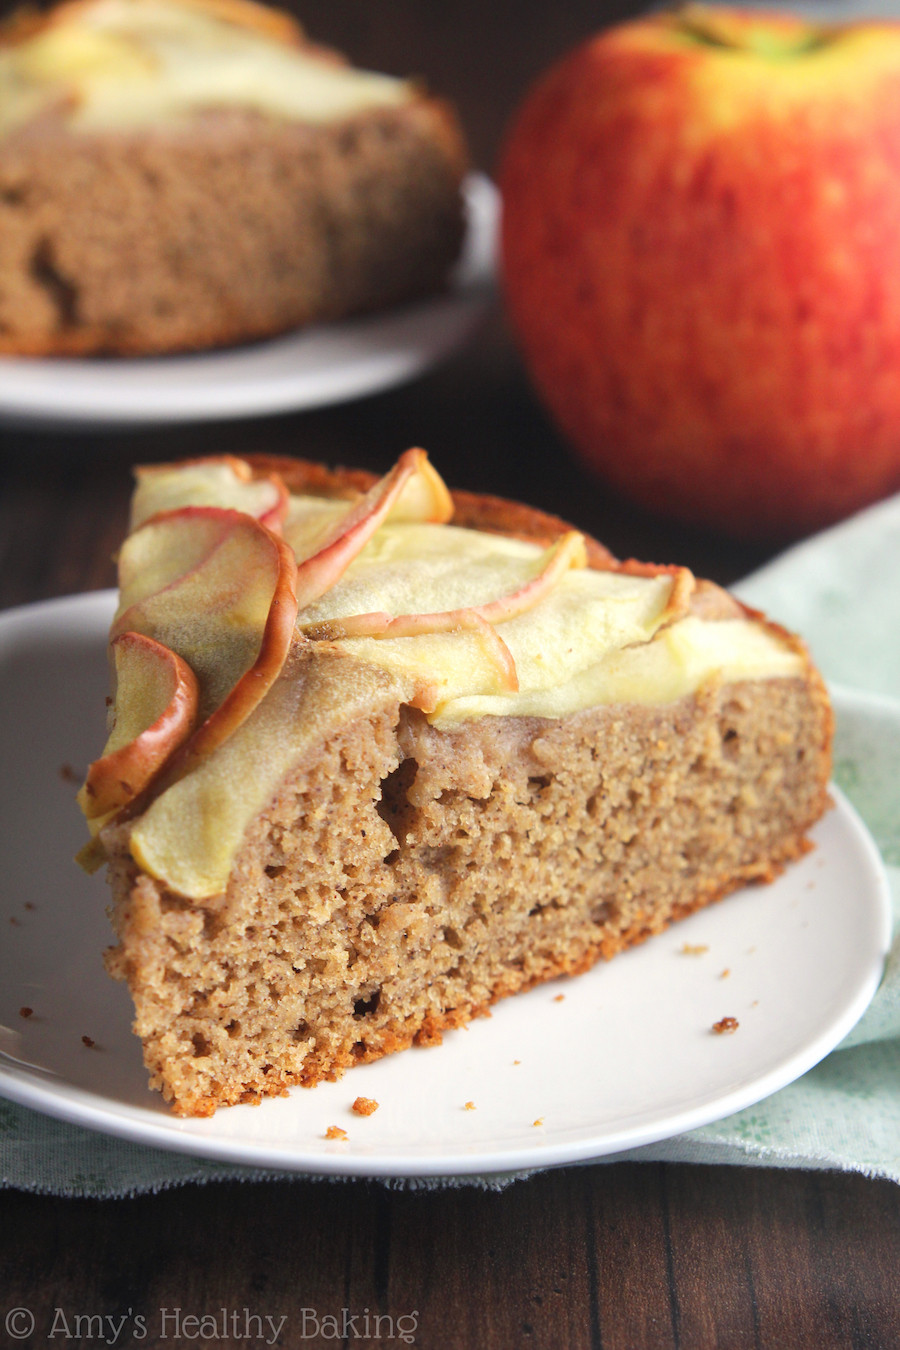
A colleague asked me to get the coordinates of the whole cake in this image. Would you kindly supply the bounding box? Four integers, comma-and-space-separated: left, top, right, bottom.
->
78, 452, 833, 1116
0, 0, 467, 355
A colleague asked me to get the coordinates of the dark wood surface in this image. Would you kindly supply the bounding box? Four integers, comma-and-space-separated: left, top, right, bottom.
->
2, 2, 900, 1347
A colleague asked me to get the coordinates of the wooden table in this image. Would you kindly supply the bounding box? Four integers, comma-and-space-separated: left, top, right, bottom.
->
2, 2, 899, 1345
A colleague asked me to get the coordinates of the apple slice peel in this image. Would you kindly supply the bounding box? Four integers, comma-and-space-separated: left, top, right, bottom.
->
77, 632, 200, 821
293, 448, 453, 613
110, 505, 299, 790
300, 529, 590, 694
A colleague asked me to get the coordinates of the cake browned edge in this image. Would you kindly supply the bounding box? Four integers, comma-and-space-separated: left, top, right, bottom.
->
0, 3, 468, 356
99, 456, 834, 1116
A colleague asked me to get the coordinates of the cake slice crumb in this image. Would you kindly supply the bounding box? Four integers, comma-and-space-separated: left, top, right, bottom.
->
325, 1125, 348, 1140
351, 1096, 379, 1117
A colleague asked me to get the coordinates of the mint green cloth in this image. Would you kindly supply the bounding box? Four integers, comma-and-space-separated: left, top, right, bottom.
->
1, 496, 898, 1195
626, 494, 900, 1180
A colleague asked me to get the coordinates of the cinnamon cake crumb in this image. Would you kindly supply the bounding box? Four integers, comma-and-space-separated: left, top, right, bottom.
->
712, 1017, 739, 1035
463, 1101, 476, 1111
18, 1007, 33, 1019
681, 943, 709, 956
81, 1035, 96, 1048
325, 1126, 348, 1141
351, 1096, 379, 1117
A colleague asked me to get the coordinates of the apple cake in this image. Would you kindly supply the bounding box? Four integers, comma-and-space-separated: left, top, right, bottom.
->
78, 451, 833, 1116
0, 0, 467, 355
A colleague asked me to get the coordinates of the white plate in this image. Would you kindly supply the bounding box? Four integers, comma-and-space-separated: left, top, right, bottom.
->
0, 174, 497, 429
0, 591, 891, 1178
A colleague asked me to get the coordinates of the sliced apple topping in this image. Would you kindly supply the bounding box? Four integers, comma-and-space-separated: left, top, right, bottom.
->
293, 448, 453, 611
113, 505, 298, 779
385, 451, 454, 524
471, 530, 588, 624
284, 449, 453, 561
78, 631, 199, 821
300, 530, 588, 694
130, 457, 289, 532
305, 608, 520, 693
616, 561, 695, 626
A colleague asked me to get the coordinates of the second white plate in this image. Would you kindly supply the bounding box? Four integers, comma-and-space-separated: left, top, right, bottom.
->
0, 174, 497, 428
0, 591, 891, 1177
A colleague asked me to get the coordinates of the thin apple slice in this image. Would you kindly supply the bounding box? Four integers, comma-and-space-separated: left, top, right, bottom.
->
472, 530, 587, 623
130, 457, 289, 533
615, 561, 695, 626
384, 450, 454, 524
304, 608, 519, 692
113, 506, 298, 781
284, 449, 453, 562
293, 448, 453, 610
180, 529, 298, 771
78, 632, 199, 821
300, 530, 589, 691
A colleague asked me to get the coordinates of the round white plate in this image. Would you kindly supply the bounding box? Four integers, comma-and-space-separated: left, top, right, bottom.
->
0, 174, 497, 429
0, 591, 891, 1178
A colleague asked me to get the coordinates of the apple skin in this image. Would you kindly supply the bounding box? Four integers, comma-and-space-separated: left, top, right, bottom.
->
499, 6, 900, 540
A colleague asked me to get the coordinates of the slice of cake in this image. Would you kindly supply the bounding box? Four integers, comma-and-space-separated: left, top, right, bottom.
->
78, 451, 833, 1116
0, 0, 467, 355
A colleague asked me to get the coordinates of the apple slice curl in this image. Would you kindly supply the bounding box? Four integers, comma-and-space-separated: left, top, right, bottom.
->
615, 561, 695, 626
382, 450, 454, 524
113, 505, 298, 781
305, 608, 520, 693
300, 530, 589, 694
293, 448, 453, 612
473, 530, 588, 623
77, 632, 200, 821
130, 456, 289, 533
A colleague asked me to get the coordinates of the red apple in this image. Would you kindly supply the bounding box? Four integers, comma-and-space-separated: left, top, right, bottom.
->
499, 5, 900, 539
